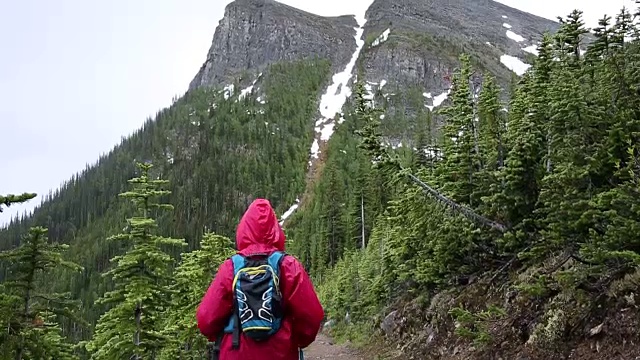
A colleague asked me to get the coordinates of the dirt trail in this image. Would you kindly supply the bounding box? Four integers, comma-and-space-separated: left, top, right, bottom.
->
303, 333, 366, 360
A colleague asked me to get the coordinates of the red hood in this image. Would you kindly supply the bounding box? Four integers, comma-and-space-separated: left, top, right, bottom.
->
235, 198, 285, 256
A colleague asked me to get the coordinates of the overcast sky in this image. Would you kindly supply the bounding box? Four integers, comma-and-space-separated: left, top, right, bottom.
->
0, 0, 635, 225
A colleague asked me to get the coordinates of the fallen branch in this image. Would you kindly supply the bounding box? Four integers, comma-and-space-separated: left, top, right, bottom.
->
353, 78, 507, 234
405, 172, 507, 233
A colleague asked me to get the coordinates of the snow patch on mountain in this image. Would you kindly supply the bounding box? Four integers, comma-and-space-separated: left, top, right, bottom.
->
283, 2, 376, 227
279, 198, 300, 226
239, 73, 262, 100
362, 79, 388, 107
309, 21, 366, 159
223, 84, 234, 100
522, 44, 539, 55
371, 28, 391, 47
506, 30, 525, 42
364, 83, 375, 102
425, 89, 451, 111
500, 54, 530, 75
503, 23, 512, 29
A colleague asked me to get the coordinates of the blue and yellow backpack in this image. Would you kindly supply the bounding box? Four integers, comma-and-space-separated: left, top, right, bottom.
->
223, 251, 287, 348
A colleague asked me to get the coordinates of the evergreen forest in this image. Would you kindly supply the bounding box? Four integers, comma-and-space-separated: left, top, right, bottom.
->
1, 6, 640, 359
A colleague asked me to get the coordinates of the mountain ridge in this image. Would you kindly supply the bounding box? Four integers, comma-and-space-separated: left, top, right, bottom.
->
189, 0, 560, 95
185, 0, 561, 194
188, 0, 360, 90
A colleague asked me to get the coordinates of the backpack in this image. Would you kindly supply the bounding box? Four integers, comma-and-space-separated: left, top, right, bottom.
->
223, 251, 287, 348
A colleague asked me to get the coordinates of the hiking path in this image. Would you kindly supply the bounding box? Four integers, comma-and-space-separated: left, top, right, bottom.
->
304, 333, 366, 360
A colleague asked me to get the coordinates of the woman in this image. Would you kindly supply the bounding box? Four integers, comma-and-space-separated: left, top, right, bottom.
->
197, 198, 324, 359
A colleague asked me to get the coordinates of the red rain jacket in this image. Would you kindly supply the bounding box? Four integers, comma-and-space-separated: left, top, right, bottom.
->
196, 198, 324, 359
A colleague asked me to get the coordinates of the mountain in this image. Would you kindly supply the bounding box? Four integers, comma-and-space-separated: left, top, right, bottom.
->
186, 0, 558, 170
191, 0, 558, 98
3, 0, 639, 359
189, 0, 359, 90
192, 0, 558, 90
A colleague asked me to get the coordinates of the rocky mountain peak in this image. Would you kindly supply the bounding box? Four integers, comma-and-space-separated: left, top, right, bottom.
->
359, 0, 559, 94
189, 0, 560, 98
188, 0, 359, 90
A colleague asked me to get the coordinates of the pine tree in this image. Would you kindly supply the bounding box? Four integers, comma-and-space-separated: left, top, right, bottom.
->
413, 110, 437, 169
0, 193, 37, 213
85, 162, 186, 359
0, 226, 82, 360
321, 163, 345, 266
604, 9, 640, 185
341, 191, 361, 251
477, 74, 505, 172
489, 34, 552, 243
158, 231, 235, 359
354, 80, 388, 169
584, 141, 640, 266
535, 11, 601, 258
475, 74, 506, 216
436, 54, 480, 206
580, 7, 640, 266
313, 5, 640, 349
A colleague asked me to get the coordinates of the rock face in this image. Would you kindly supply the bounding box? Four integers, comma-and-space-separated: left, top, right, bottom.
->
188, 0, 359, 90
359, 0, 560, 96
190, 0, 559, 96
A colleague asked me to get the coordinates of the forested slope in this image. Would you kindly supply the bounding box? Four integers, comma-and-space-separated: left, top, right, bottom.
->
0, 59, 332, 347
312, 8, 640, 359
0, 3, 639, 360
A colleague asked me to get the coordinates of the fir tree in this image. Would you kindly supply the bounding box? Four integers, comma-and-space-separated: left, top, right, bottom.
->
321, 163, 346, 267
85, 162, 186, 359
0, 193, 37, 213
535, 11, 600, 258
475, 74, 506, 216
436, 54, 480, 207
490, 34, 551, 240
477, 74, 505, 172
0, 226, 82, 360
158, 231, 235, 359
413, 110, 437, 170
354, 80, 389, 170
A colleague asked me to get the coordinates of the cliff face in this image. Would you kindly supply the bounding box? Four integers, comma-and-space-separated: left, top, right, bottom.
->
359, 0, 560, 99
188, 0, 359, 90
190, 0, 559, 96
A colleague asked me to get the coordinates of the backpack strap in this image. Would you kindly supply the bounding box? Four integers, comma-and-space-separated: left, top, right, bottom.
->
229, 254, 246, 349
267, 251, 286, 278
223, 254, 245, 335
230, 254, 245, 276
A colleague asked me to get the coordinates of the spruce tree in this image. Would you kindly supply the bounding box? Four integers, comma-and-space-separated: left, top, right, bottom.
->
436, 54, 480, 206
413, 110, 437, 169
354, 80, 388, 169
580, 7, 640, 266
0, 226, 81, 360
475, 74, 506, 217
535, 11, 599, 258
85, 162, 186, 359
476, 74, 505, 172
0, 193, 37, 213
321, 163, 346, 266
158, 232, 235, 359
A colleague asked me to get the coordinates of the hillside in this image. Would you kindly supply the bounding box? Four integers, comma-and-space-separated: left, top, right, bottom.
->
0, 59, 334, 340
1, 0, 640, 359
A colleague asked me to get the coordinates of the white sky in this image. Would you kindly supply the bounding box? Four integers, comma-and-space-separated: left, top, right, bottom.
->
0, 0, 635, 225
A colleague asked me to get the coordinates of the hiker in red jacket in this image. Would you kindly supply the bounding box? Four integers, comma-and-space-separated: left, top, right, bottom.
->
196, 198, 324, 359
